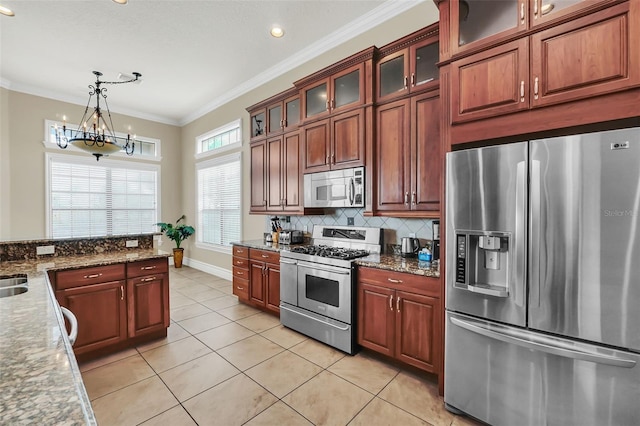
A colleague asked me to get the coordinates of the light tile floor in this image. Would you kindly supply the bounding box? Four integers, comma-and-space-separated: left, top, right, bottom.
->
80, 266, 481, 426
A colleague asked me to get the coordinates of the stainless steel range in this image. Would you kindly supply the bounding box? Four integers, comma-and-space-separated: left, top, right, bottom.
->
279, 225, 382, 354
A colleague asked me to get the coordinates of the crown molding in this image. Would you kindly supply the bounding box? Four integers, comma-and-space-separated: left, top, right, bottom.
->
179, 0, 429, 126
1, 78, 180, 126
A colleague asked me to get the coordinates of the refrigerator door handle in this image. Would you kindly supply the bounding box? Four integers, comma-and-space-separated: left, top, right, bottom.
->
450, 316, 637, 368
530, 159, 542, 307
514, 161, 527, 307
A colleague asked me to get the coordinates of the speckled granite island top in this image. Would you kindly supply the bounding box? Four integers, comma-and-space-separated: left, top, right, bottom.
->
232, 241, 439, 277
0, 249, 170, 425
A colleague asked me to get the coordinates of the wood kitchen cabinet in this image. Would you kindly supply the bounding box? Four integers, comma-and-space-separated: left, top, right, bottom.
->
299, 62, 366, 120
232, 245, 250, 302
233, 245, 281, 315
53, 264, 128, 356
447, 0, 616, 58
376, 91, 440, 215
302, 108, 365, 173
377, 24, 439, 103
357, 267, 442, 377
248, 88, 311, 215
451, 3, 640, 124
126, 258, 169, 338
51, 258, 170, 360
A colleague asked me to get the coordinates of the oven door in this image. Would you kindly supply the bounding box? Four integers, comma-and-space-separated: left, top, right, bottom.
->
297, 260, 352, 324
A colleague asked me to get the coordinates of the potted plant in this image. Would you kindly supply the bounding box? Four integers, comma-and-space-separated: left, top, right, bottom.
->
156, 215, 195, 268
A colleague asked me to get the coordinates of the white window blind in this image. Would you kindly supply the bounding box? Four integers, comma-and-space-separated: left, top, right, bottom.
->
197, 152, 241, 248
47, 154, 159, 238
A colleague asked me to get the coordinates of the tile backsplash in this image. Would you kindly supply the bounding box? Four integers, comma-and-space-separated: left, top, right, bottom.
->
265, 209, 437, 253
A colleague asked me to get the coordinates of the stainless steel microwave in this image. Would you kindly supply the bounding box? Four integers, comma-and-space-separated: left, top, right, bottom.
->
303, 167, 364, 208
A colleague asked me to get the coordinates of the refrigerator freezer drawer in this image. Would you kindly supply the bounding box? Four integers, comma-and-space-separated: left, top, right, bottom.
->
445, 311, 640, 426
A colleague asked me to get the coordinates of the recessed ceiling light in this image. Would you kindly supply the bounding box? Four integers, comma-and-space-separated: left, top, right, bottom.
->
0, 5, 15, 17
270, 26, 285, 38
112, 0, 128, 4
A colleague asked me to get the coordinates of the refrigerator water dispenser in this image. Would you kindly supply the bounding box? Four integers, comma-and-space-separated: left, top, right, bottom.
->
455, 232, 510, 297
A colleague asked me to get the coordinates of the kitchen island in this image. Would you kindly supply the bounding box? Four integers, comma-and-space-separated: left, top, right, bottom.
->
0, 249, 170, 425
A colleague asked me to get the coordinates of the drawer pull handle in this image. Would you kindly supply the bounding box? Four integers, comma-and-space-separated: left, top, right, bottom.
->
141, 266, 156, 270
396, 296, 401, 313
261, 254, 269, 258
84, 273, 102, 279
520, 81, 525, 102
237, 271, 244, 275
534, 77, 539, 100
120, 285, 124, 300
237, 286, 244, 291
387, 278, 403, 284
141, 277, 156, 282
520, 2, 525, 24
388, 294, 393, 311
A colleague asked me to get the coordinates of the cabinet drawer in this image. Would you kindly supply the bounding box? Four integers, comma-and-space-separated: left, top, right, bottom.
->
55, 264, 126, 290
358, 267, 440, 297
127, 258, 169, 278
233, 246, 249, 259
233, 256, 249, 269
249, 249, 280, 264
233, 266, 249, 280
233, 277, 249, 300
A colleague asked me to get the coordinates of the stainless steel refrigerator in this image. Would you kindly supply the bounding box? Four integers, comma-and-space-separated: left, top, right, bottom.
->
445, 127, 640, 425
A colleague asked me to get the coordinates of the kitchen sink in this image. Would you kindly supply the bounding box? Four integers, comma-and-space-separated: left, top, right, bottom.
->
0, 276, 28, 298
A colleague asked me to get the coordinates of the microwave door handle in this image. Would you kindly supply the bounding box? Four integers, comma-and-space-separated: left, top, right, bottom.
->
349, 177, 355, 205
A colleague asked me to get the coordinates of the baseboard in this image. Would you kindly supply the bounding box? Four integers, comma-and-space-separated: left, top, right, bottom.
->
174, 256, 233, 281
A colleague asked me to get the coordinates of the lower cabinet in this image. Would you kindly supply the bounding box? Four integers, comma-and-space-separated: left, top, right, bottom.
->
51, 257, 170, 359
232, 245, 280, 316
357, 266, 442, 377
56, 280, 128, 356
249, 248, 280, 315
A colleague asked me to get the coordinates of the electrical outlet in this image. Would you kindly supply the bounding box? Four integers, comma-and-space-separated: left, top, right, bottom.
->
409, 232, 416, 238
347, 217, 354, 226
36, 245, 55, 255
126, 239, 139, 248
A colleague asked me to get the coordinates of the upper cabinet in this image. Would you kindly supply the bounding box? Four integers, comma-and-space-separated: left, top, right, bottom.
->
300, 63, 365, 120
443, 0, 640, 128
295, 47, 375, 122
449, 0, 616, 57
377, 24, 440, 103
267, 94, 300, 136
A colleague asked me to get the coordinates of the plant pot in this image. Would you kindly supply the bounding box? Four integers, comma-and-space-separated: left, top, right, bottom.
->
172, 248, 184, 268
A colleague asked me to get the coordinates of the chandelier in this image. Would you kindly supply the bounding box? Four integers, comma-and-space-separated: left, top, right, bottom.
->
56, 70, 142, 161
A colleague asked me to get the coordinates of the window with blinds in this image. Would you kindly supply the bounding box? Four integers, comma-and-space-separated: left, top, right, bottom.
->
197, 152, 241, 249
47, 154, 159, 238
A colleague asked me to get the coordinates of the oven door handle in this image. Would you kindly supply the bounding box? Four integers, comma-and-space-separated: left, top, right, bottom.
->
297, 261, 351, 275
280, 259, 297, 265
280, 305, 350, 331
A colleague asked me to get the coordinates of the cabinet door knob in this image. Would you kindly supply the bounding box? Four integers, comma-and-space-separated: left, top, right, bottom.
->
534, 77, 539, 100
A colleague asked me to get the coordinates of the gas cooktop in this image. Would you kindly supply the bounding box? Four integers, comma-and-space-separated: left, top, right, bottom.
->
290, 245, 370, 260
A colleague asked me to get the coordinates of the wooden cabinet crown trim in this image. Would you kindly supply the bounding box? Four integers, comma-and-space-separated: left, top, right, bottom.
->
294, 46, 376, 88
377, 23, 439, 58
246, 86, 298, 113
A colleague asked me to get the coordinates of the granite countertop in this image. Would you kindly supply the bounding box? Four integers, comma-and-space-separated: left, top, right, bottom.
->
233, 241, 439, 277
0, 249, 170, 425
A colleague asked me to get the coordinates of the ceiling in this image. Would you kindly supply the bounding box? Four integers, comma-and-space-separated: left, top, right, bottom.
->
0, 0, 437, 127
